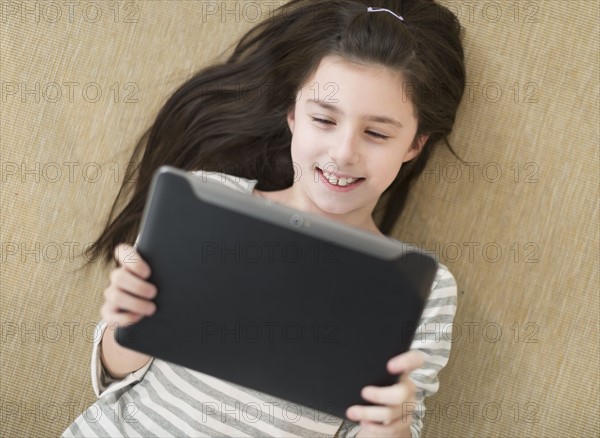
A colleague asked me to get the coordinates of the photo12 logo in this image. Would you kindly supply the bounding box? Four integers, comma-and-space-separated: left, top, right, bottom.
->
402, 241, 540, 264
0, 400, 129, 425
419, 161, 540, 184
199, 1, 287, 24
444, 1, 540, 24
1, 82, 140, 104
1, 162, 140, 185
0, 1, 140, 24
413, 321, 541, 344
0, 321, 103, 344
423, 400, 540, 424
0, 241, 101, 264
120, 320, 342, 346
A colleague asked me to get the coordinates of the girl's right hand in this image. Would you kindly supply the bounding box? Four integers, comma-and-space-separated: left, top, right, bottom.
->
101, 243, 157, 327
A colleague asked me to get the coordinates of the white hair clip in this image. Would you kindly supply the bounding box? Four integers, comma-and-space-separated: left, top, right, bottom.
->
367, 6, 405, 22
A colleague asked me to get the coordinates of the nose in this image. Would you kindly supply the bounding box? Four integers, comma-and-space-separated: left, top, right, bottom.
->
327, 129, 360, 166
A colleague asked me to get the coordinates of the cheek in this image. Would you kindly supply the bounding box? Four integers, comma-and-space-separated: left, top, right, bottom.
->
289, 137, 312, 178
290, 125, 318, 161
289, 135, 303, 163
370, 153, 406, 187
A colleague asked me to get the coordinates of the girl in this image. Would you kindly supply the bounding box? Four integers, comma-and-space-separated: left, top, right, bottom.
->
65, 0, 465, 436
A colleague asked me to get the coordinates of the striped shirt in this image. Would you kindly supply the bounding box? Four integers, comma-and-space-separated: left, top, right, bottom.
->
62, 171, 457, 438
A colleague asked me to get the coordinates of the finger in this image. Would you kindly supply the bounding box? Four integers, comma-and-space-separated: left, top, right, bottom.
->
104, 287, 156, 316
114, 244, 151, 279
347, 404, 404, 424
358, 418, 405, 437
110, 268, 157, 300
100, 302, 144, 326
360, 383, 414, 406
387, 350, 425, 374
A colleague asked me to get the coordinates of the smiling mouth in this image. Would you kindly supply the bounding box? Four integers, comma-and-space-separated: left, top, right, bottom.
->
317, 167, 365, 187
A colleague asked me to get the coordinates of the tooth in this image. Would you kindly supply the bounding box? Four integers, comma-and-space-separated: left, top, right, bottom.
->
329, 177, 338, 184
338, 178, 348, 186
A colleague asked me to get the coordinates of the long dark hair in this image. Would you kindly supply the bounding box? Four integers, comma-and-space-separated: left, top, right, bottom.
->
82, 0, 465, 267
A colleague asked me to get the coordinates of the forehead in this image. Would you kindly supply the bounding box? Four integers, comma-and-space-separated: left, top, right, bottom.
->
302, 55, 416, 119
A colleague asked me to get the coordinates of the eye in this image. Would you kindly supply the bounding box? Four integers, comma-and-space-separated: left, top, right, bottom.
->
311, 117, 335, 125
366, 130, 390, 140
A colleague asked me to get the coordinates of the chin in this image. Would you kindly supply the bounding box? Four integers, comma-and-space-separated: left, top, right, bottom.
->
312, 199, 358, 217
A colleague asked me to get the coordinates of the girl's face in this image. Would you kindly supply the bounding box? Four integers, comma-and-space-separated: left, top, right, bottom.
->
285, 55, 427, 233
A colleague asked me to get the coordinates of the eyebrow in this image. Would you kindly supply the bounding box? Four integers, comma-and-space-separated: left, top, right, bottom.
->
306, 99, 404, 128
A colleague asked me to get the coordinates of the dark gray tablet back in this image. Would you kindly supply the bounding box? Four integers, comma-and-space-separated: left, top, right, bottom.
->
116, 165, 437, 420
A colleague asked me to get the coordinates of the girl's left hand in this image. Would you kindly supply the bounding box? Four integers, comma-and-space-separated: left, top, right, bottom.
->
346, 350, 425, 438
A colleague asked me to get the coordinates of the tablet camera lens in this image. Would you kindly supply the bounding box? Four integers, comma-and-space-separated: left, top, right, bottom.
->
290, 214, 303, 227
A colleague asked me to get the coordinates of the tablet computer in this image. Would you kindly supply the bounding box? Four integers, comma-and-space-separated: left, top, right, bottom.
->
116, 165, 437, 419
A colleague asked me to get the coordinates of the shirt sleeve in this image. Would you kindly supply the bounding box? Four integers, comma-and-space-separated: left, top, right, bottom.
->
334, 419, 361, 437
91, 320, 154, 398
408, 263, 458, 438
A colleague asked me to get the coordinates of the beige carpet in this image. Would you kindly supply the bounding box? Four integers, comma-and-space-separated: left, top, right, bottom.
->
1, 1, 598, 437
